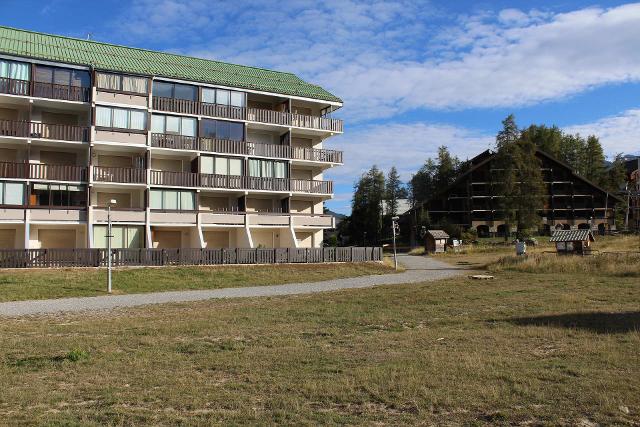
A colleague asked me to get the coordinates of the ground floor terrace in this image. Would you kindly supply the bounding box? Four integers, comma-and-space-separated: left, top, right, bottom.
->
0, 208, 332, 249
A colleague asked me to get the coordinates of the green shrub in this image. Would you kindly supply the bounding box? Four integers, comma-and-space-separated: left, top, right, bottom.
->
65, 349, 89, 362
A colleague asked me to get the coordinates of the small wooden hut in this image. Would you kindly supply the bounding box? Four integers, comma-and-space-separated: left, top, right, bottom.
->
550, 229, 595, 255
425, 230, 449, 254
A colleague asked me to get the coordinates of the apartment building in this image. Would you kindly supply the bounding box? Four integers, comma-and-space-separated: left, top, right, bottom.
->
0, 26, 343, 250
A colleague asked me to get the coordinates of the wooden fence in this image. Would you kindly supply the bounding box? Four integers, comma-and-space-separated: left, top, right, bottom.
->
0, 247, 383, 268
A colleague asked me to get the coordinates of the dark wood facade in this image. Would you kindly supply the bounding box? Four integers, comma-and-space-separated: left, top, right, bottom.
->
407, 150, 623, 237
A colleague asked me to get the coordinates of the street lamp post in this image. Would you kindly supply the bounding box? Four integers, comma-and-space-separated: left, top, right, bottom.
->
107, 199, 116, 293
392, 216, 399, 270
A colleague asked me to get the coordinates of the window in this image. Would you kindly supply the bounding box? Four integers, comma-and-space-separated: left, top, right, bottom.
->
0, 182, 25, 205
96, 72, 148, 94
201, 119, 244, 141
149, 189, 196, 210
151, 115, 196, 136
34, 65, 90, 87
94, 225, 143, 249
201, 88, 245, 107
200, 156, 243, 176
152, 81, 197, 101
249, 159, 288, 178
0, 59, 30, 81
230, 91, 244, 107
96, 106, 147, 131
30, 184, 86, 207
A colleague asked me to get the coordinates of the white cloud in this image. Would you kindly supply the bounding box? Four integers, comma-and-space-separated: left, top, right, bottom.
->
564, 109, 640, 157
109, 2, 640, 121
323, 122, 493, 186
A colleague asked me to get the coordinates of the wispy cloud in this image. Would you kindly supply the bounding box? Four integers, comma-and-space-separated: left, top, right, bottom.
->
324, 122, 494, 185
565, 109, 640, 157
109, 1, 640, 122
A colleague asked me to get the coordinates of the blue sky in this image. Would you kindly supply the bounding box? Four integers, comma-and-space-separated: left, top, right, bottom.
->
4, 0, 640, 213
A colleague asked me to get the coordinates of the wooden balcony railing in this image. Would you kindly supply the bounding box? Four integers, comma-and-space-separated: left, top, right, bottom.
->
30, 122, 89, 142
152, 96, 343, 132
0, 119, 89, 142
0, 119, 30, 138
0, 162, 87, 181
0, 77, 89, 102
31, 81, 90, 102
150, 170, 199, 187
29, 163, 87, 182
289, 178, 333, 194
199, 137, 249, 155
152, 97, 199, 115
0, 77, 30, 96
290, 146, 343, 163
201, 103, 245, 120
149, 170, 333, 194
93, 166, 146, 184
150, 133, 343, 164
150, 133, 198, 151
200, 173, 244, 190
244, 176, 290, 192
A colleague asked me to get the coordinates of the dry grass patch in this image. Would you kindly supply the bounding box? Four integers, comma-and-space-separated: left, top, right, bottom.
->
491, 252, 640, 277
0, 262, 639, 425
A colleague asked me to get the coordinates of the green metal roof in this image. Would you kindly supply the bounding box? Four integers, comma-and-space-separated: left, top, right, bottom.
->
0, 26, 342, 104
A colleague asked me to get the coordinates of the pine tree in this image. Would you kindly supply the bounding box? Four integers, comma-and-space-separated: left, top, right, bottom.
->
385, 166, 407, 217
493, 115, 545, 238
435, 146, 460, 189
583, 135, 607, 186
410, 158, 437, 205
350, 166, 385, 245
606, 154, 627, 193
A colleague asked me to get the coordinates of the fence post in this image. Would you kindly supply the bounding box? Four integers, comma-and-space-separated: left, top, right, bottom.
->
351, 246, 354, 262
161, 248, 166, 266
287, 247, 291, 263
255, 247, 259, 264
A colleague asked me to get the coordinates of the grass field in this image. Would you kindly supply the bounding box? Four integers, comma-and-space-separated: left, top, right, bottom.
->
1, 241, 639, 424
0, 262, 394, 302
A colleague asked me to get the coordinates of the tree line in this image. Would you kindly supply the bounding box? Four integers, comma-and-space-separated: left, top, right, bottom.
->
339, 115, 628, 245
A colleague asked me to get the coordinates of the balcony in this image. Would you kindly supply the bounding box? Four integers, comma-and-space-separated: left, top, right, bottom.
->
0, 119, 89, 142
93, 166, 146, 184
152, 97, 343, 133
0, 162, 87, 182
149, 170, 333, 194
292, 214, 334, 228
0, 77, 90, 102
151, 133, 343, 164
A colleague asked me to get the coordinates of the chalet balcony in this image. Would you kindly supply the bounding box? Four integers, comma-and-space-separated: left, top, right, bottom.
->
0, 162, 87, 182
0, 77, 90, 102
152, 97, 343, 133
0, 119, 89, 142
149, 170, 333, 194
93, 166, 147, 184
150, 133, 343, 164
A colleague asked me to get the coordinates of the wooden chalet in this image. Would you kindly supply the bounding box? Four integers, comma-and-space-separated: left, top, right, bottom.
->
425, 229, 449, 254
550, 229, 595, 255
403, 149, 623, 242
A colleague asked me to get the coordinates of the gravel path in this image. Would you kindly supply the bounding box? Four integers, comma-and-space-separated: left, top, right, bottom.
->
0, 255, 463, 317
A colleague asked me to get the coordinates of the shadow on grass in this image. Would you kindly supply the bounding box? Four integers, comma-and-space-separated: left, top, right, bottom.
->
506, 311, 640, 334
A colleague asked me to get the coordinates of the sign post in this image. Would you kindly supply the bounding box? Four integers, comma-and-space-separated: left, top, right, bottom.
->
392, 216, 399, 270
107, 199, 116, 293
